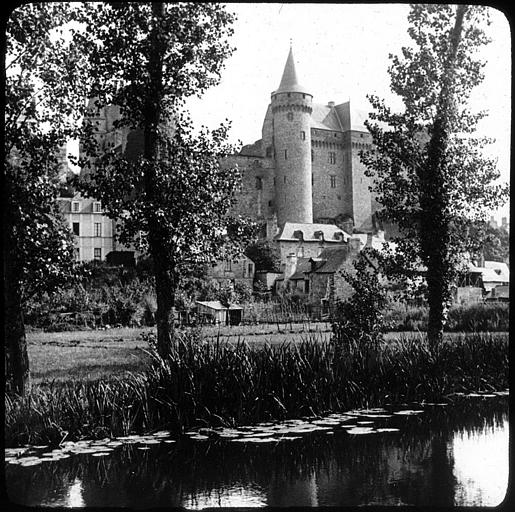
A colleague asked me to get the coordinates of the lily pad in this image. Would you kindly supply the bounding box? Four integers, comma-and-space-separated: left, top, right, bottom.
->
19, 459, 43, 467
91, 452, 112, 457
347, 427, 376, 435
376, 428, 400, 433
393, 410, 424, 415
136, 446, 150, 450
189, 435, 209, 441
164, 439, 177, 444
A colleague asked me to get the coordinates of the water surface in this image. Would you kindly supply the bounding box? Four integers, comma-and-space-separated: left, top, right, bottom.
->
5, 395, 508, 508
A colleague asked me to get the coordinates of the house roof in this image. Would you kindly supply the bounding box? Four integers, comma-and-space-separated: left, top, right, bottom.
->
484, 261, 510, 281
468, 263, 509, 283
308, 247, 353, 273
196, 301, 243, 311
289, 258, 312, 280
276, 222, 350, 242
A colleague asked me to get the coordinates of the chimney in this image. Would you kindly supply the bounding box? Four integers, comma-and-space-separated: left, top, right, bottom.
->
284, 253, 298, 279
349, 237, 361, 253
327, 101, 335, 108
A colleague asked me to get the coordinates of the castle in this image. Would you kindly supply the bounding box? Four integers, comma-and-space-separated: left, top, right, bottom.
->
225, 46, 378, 240
61, 46, 381, 264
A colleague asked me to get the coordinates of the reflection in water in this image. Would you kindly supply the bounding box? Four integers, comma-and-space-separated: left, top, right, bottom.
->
184, 484, 267, 509
66, 477, 85, 507
451, 421, 509, 506
5, 397, 508, 508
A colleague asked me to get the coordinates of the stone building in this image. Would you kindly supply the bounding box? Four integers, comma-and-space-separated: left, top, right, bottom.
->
227, 46, 378, 236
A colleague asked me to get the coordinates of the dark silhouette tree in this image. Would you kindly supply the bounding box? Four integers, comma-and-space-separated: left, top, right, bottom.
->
77, 3, 255, 358
5, 3, 90, 394
362, 5, 509, 349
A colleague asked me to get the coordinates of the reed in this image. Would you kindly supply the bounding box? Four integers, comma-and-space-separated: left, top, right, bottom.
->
5, 331, 508, 447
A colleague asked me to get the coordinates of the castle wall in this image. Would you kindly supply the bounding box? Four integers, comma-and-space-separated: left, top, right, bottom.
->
311, 128, 346, 221
349, 131, 375, 231
224, 155, 275, 221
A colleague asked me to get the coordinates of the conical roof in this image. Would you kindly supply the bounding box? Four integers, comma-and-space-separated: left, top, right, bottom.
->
274, 46, 310, 95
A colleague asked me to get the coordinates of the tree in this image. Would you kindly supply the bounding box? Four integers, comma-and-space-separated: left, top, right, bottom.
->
5, 3, 90, 395
362, 5, 509, 349
332, 248, 388, 346
76, 3, 255, 358
244, 239, 282, 272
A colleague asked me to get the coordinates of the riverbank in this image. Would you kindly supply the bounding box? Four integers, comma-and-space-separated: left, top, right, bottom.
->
6, 331, 508, 447
26, 326, 508, 382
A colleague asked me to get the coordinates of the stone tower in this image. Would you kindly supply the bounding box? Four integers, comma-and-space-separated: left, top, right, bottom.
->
272, 46, 313, 226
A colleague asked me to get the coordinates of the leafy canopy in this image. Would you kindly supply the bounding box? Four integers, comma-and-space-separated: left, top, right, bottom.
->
362, 4, 509, 291
6, 3, 91, 299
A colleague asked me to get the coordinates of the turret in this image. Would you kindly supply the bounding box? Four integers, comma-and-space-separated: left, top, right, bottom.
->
272, 46, 313, 226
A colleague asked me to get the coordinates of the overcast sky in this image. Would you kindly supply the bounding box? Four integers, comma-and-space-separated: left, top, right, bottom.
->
185, 3, 511, 221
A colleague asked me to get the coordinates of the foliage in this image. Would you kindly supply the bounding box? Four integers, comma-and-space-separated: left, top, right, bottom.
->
362, 5, 509, 347
332, 248, 388, 345
5, 3, 91, 299
468, 220, 510, 262
75, 2, 256, 357
5, 332, 508, 446
244, 240, 281, 272
5, 3, 93, 394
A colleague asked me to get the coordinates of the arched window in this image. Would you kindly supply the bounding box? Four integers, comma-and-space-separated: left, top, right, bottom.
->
255, 177, 262, 190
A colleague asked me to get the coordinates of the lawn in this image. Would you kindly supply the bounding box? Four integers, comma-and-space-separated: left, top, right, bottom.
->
26, 323, 333, 382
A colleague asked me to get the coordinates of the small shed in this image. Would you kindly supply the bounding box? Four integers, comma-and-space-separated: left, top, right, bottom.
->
196, 301, 243, 326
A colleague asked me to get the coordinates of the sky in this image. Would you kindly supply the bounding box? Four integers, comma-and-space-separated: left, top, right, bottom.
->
185, 3, 511, 222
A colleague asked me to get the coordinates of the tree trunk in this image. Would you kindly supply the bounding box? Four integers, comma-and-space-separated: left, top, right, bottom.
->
4, 239, 31, 396
420, 5, 467, 350
143, 2, 175, 358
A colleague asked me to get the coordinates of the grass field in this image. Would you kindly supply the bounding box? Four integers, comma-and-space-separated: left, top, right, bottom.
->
26, 324, 508, 383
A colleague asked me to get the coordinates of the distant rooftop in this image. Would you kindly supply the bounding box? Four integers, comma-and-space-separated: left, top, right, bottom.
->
277, 222, 351, 242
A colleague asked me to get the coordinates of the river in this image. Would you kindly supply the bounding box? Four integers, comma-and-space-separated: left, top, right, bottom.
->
5, 393, 508, 508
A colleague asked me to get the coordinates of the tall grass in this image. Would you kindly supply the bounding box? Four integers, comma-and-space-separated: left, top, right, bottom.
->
385, 301, 509, 332
5, 332, 508, 447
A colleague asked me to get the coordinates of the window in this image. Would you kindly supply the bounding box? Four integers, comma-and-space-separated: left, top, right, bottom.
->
284, 149, 287, 160
287, 112, 293, 121
224, 259, 232, 271
304, 280, 310, 293
300, 131, 306, 140
72, 222, 80, 236
255, 177, 262, 190
273, 177, 276, 186
94, 248, 102, 261
93, 202, 101, 213
268, 200, 272, 207
330, 176, 336, 188
311, 149, 314, 162
287, 93, 291, 98
94, 223, 102, 237
284, 176, 287, 184
72, 201, 80, 212
329, 152, 336, 164
248, 263, 253, 275
266, 146, 272, 157
74, 248, 80, 261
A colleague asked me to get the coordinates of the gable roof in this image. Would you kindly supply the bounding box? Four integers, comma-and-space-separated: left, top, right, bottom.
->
277, 222, 350, 242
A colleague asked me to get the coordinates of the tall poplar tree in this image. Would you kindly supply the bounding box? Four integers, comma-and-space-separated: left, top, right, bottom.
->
77, 3, 254, 358
362, 4, 509, 348
5, 3, 90, 395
